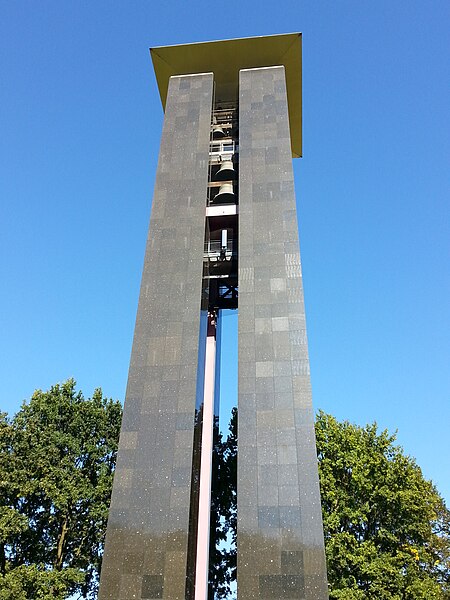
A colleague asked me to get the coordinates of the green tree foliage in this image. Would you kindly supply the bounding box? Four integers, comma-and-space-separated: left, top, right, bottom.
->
2, 382, 449, 600
215, 409, 450, 599
209, 408, 237, 599
316, 410, 450, 599
0, 380, 122, 599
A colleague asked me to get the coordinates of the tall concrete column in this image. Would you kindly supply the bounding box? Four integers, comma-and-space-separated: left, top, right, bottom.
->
99, 72, 213, 600
238, 65, 328, 599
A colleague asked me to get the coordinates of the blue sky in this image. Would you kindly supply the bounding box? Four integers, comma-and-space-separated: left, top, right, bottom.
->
1, 1, 449, 504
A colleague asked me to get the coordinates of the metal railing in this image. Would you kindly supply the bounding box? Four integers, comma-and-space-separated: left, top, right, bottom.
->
204, 239, 237, 258
209, 140, 238, 157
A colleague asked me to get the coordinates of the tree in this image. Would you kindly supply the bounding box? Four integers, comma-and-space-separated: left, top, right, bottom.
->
215, 410, 450, 599
0, 380, 122, 599
316, 410, 450, 599
3, 382, 449, 600
209, 409, 237, 599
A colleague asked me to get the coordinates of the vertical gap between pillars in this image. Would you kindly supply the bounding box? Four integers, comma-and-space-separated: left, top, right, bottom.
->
195, 312, 218, 600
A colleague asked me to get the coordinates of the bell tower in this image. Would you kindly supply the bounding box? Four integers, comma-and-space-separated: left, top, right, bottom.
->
99, 34, 328, 600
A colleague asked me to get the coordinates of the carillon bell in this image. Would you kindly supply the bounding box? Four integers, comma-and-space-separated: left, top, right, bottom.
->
214, 182, 235, 203
216, 160, 235, 180
212, 125, 226, 138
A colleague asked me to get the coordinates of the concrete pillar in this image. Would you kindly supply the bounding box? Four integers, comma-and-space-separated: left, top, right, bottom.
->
238, 65, 328, 599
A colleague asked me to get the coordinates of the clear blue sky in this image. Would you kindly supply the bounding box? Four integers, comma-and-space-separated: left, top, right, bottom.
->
1, 2, 449, 503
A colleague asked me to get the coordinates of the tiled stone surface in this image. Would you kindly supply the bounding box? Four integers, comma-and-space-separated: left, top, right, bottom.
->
238, 66, 328, 599
99, 73, 213, 600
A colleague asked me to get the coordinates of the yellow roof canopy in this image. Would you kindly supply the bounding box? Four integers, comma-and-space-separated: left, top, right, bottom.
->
150, 33, 302, 158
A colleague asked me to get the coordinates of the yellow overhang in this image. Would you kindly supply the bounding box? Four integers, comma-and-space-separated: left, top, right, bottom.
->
150, 33, 302, 158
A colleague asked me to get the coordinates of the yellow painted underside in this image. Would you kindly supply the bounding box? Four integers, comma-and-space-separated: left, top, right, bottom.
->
150, 33, 302, 158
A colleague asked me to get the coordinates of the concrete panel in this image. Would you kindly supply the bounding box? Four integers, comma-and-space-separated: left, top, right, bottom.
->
238, 66, 328, 599
99, 72, 213, 600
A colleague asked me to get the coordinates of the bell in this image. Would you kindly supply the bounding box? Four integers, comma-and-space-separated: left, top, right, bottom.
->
214, 183, 235, 203
216, 160, 235, 180
212, 125, 226, 139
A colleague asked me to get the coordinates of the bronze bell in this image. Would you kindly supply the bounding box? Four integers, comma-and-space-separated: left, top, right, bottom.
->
214, 183, 235, 203
216, 160, 235, 180
212, 125, 226, 139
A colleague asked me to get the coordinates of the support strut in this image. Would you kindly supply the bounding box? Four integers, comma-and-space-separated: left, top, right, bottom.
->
194, 311, 217, 600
